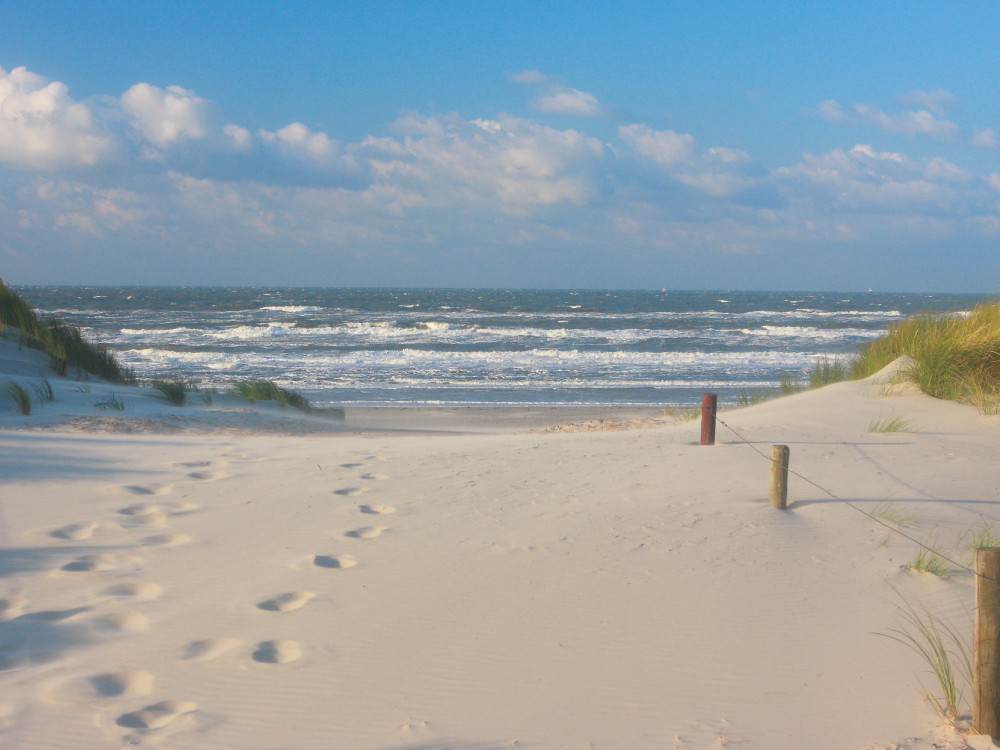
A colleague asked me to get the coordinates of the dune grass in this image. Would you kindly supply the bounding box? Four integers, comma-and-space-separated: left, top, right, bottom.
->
151, 379, 188, 406
883, 595, 972, 722
0, 280, 136, 385
32, 378, 54, 402
232, 379, 310, 410
810, 356, 847, 388
909, 538, 952, 577
867, 416, 915, 433
95, 393, 125, 411
5, 381, 31, 415
852, 301, 1000, 412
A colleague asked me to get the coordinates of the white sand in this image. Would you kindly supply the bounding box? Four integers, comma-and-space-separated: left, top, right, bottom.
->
0, 338, 997, 748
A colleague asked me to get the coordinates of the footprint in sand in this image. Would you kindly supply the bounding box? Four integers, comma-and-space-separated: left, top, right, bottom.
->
360, 473, 390, 481
122, 484, 174, 496
186, 470, 227, 481
359, 504, 396, 515
334, 487, 369, 497
62, 553, 121, 572
162, 501, 198, 515
52, 521, 99, 540
184, 637, 241, 662
258, 591, 315, 612
345, 526, 386, 540
90, 670, 155, 698
117, 700, 197, 729
173, 460, 215, 469
103, 582, 163, 602
313, 554, 357, 569
339, 462, 366, 469
0, 596, 28, 621
93, 610, 150, 634
118, 504, 168, 526
252, 640, 302, 664
142, 533, 191, 547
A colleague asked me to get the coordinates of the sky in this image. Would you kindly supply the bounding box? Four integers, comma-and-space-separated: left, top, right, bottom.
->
1, 1, 999, 292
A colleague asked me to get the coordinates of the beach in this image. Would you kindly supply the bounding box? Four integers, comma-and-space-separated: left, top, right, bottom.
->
0, 338, 997, 749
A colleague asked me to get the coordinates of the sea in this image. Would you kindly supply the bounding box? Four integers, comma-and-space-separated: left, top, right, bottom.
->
13, 287, 992, 409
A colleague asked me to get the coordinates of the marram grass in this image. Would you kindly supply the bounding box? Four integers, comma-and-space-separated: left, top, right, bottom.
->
852, 301, 1000, 412
0, 280, 136, 385
882, 595, 972, 723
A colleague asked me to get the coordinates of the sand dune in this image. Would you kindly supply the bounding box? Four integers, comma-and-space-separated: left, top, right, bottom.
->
0, 338, 997, 748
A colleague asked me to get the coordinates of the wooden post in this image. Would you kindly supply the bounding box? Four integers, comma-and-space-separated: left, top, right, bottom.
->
700, 393, 717, 446
975, 547, 1000, 739
769, 445, 789, 509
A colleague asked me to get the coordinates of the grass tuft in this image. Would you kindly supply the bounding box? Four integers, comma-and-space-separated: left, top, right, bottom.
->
779, 373, 805, 395
94, 393, 125, 411
151, 379, 187, 406
964, 522, 1000, 551
867, 416, 915, 433
232, 379, 310, 410
735, 387, 774, 407
881, 595, 972, 722
31, 378, 54, 402
909, 538, 952, 578
5, 381, 31, 415
0, 281, 136, 385
851, 301, 1000, 407
809, 356, 847, 388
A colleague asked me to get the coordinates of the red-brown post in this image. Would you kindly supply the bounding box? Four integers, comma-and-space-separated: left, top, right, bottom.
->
700, 393, 717, 446
975, 547, 1000, 739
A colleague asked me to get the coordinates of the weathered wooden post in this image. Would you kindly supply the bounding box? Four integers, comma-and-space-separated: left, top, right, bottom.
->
975, 547, 1000, 739
769, 445, 790, 509
700, 393, 717, 446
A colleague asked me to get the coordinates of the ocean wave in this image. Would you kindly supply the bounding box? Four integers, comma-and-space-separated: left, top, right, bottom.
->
260, 305, 325, 313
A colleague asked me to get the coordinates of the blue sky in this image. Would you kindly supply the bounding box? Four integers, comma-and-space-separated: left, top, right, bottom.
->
1, 1, 998, 291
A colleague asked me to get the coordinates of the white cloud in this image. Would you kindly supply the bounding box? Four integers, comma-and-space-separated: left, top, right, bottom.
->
512, 70, 605, 117
898, 88, 959, 115
854, 103, 960, 141
0, 66, 116, 170
534, 88, 602, 117
223, 124, 252, 149
817, 99, 845, 122
618, 124, 694, 165
380, 113, 606, 212
259, 122, 336, 159
121, 83, 212, 147
971, 128, 998, 149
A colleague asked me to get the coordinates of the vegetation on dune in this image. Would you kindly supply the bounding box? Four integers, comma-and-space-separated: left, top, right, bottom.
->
0, 279, 136, 385
151, 379, 188, 406
232, 379, 310, 409
851, 301, 1000, 412
5, 381, 31, 415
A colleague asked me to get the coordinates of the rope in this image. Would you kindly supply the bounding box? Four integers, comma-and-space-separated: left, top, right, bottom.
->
703, 406, 996, 582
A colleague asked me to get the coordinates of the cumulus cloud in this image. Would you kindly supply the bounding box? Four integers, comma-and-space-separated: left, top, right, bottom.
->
971, 128, 998, 149
618, 124, 694, 165
815, 90, 995, 149
854, 103, 960, 141
817, 99, 846, 122
259, 122, 335, 159
0, 66, 117, 170
774, 144, 985, 215
617, 124, 767, 199
512, 70, 605, 117
898, 88, 959, 115
380, 112, 607, 211
121, 83, 212, 147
